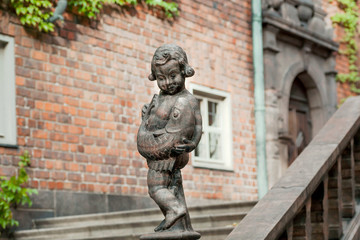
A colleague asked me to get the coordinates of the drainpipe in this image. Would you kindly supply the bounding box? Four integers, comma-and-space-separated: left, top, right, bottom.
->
252, 0, 268, 199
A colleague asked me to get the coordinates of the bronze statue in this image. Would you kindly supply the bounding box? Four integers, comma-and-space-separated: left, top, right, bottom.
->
137, 44, 202, 239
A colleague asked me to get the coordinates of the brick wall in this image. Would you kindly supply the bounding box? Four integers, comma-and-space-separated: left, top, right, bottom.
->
0, 0, 257, 210
322, 0, 360, 100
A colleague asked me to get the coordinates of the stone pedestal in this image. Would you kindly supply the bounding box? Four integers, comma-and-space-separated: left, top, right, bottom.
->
140, 230, 201, 240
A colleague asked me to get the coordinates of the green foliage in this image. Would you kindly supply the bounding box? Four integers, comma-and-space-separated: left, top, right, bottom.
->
9, 0, 179, 32
9, 0, 54, 32
67, 0, 106, 19
330, 0, 360, 93
67, 0, 137, 19
67, 0, 178, 19
0, 151, 38, 235
145, 0, 179, 18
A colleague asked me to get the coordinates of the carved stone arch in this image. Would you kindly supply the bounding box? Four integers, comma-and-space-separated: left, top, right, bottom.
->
261, 0, 339, 188
265, 59, 334, 188
279, 61, 306, 97
277, 61, 306, 135
299, 65, 329, 135
279, 61, 329, 137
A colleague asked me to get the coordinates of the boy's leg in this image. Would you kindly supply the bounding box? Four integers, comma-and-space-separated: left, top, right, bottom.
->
148, 169, 186, 230
171, 169, 194, 231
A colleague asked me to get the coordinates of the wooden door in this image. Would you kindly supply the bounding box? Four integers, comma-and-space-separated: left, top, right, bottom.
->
288, 78, 312, 165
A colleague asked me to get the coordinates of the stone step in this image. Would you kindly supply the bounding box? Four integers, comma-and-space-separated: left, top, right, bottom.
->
33, 201, 256, 229
14, 201, 255, 240
15, 212, 244, 240
15, 213, 246, 240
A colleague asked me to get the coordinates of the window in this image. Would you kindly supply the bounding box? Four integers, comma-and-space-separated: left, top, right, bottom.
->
190, 84, 233, 170
0, 34, 16, 146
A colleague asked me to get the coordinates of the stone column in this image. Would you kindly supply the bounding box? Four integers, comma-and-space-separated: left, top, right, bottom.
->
325, 56, 338, 117
263, 25, 280, 90
263, 25, 283, 188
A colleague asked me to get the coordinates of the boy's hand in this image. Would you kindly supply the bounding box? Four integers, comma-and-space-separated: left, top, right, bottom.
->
173, 138, 196, 154
141, 104, 149, 118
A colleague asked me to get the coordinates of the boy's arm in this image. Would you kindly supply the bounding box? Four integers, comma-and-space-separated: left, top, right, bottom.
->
191, 104, 202, 148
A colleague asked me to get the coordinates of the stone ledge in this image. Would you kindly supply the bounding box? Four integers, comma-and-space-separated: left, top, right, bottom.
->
140, 230, 201, 240
263, 14, 339, 52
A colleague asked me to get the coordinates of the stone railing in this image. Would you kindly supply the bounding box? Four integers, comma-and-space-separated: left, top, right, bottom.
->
226, 96, 360, 240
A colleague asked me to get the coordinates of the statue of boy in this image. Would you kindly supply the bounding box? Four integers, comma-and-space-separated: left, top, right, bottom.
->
137, 44, 202, 239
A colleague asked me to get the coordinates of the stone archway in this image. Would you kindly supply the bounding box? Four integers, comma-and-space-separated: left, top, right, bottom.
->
269, 67, 329, 187
264, 56, 335, 188
261, 1, 339, 187
283, 71, 326, 167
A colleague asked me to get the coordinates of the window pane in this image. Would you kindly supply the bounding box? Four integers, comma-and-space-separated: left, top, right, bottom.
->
194, 132, 205, 158
209, 132, 221, 160
196, 98, 204, 117
208, 101, 218, 127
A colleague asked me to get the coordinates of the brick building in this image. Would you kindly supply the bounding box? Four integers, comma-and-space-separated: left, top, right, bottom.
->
0, 0, 257, 228
0, 0, 358, 231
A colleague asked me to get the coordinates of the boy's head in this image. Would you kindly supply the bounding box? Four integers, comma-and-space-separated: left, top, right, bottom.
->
148, 44, 195, 82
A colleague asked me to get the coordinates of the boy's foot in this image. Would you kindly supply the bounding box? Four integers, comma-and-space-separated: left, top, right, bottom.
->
154, 219, 165, 232
163, 207, 186, 229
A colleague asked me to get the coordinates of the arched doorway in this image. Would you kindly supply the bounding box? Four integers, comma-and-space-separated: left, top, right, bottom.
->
287, 77, 312, 165
262, 11, 339, 187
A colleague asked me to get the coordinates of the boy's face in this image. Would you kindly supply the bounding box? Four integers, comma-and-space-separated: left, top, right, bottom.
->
154, 59, 185, 95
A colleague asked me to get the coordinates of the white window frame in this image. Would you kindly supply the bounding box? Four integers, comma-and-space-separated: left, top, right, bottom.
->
190, 84, 233, 171
0, 34, 16, 146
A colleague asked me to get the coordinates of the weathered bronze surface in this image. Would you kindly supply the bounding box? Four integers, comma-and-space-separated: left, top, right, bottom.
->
137, 44, 202, 239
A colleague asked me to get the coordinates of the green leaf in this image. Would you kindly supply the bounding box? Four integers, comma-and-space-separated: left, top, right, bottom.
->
330, 0, 359, 93
0, 152, 38, 230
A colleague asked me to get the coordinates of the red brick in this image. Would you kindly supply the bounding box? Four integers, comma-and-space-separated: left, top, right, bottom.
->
32, 50, 47, 61
84, 174, 96, 182
126, 178, 137, 185
52, 171, 66, 180
68, 173, 82, 182
32, 130, 48, 139
65, 135, 79, 143
56, 182, 64, 190
45, 161, 54, 169
48, 181, 56, 190
99, 175, 110, 184
68, 126, 83, 135
35, 170, 50, 179
16, 76, 25, 86
74, 117, 87, 126
42, 112, 56, 121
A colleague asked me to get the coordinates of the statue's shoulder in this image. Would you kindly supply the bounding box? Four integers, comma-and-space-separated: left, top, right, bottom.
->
175, 90, 198, 109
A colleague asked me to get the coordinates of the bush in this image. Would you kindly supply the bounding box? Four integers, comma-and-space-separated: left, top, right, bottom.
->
0, 151, 38, 236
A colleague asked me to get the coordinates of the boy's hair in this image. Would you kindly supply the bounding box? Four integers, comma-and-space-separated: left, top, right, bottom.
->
148, 44, 195, 81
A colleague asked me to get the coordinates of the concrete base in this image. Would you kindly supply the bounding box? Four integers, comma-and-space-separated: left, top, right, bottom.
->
140, 230, 201, 240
